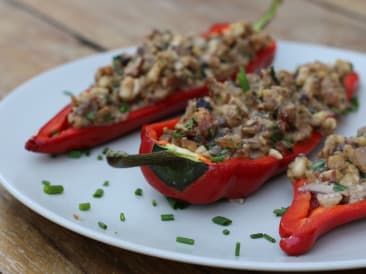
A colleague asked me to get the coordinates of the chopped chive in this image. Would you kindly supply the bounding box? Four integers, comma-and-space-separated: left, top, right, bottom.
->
310, 159, 326, 171
172, 132, 185, 139
102, 147, 110, 155
235, 242, 241, 257
223, 229, 230, 235
250, 233, 264, 239
68, 150, 83, 159
237, 67, 250, 92
161, 214, 175, 221
152, 199, 157, 207
43, 184, 64, 195
103, 180, 110, 187
135, 188, 143, 196
93, 188, 104, 198
211, 155, 225, 163
97, 155, 103, 160
63, 90, 74, 96
176, 236, 194, 245
78, 202, 91, 211
98, 221, 108, 230
119, 102, 130, 113
86, 111, 96, 121
263, 233, 276, 243
120, 212, 126, 222
166, 197, 190, 210
273, 207, 288, 217
333, 183, 347, 192
42, 180, 51, 186
84, 150, 91, 156
212, 216, 232, 226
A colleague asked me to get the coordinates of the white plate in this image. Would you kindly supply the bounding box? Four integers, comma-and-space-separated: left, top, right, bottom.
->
1, 41, 366, 271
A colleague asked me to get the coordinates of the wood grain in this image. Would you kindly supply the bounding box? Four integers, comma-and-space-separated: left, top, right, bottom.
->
1, 0, 366, 273
0, 0, 95, 100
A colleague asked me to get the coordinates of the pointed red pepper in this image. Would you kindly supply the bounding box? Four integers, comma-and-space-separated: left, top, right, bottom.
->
106, 69, 359, 204
133, 119, 322, 204
279, 178, 366, 256
25, 28, 276, 154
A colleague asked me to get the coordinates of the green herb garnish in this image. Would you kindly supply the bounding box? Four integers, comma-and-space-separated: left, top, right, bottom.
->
79, 202, 91, 211
263, 233, 276, 243
63, 90, 74, 97
119, 102, 130, 113
120, 212, 126, 222
103, 180, 110, 187
333, 183, 347, 192
172, 132, 185, 139
176, 236, 194, 245
223, 229, 230, 235
310, 159, 327, 171
250, 233, 264, 239
135, 188, 143, 196
98, 221, 108, 230
97, 155, 103, 161
211, 155, 225, 163
273, 207, 288, 217
102, 147, 110, 155
86, 111, 96, 121
68, 150, 83, 159
42, 180, 51, 186
152, 199, 157, 207
43, 184, 64, 195
93, 188, 104, 198
212, 216, 232, 226
161, 214, 175, 221
235, 242, 241, 257
237, 67, 250, 92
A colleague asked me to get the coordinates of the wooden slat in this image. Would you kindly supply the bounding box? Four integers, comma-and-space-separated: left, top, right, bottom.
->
318, 0, 366, 18
16, 0, 366, 53
0, 0, 95, 99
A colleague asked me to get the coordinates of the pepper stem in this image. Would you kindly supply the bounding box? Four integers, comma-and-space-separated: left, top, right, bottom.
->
253, 0, 282, 32
107, 150, 184, 168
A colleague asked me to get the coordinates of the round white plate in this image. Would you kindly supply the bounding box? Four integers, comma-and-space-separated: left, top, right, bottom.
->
1, 41, 365, 271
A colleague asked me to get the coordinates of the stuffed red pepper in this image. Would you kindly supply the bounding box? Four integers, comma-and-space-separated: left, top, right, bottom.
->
25, 0, 282, 154
107, 60, 359, 204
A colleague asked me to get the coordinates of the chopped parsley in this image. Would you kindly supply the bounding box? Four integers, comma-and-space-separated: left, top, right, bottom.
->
135, 188, 143, 196
93, 188, 104, 198
68, 150, 83, 159
212, 216, 232, 226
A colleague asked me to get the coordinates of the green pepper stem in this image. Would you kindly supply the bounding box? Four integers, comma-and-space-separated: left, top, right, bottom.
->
107, 150, 184, 168
253, 0, 282, 32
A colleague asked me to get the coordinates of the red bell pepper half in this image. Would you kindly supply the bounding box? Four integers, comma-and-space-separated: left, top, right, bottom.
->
279, 179, 366, 256
106, 70, 359, 204
25, 0, 281, 154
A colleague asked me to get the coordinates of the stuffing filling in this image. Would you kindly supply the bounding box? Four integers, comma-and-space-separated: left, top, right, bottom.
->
68, 21, 272, 128
160, 60, 354, 161
288, 127, 366, 207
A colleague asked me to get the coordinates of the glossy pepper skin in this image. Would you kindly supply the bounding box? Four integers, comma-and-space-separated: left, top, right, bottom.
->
25, 25, 276, 154
279, 179, 366, 256
136, 71, 359, 204
139, 118, 322, 204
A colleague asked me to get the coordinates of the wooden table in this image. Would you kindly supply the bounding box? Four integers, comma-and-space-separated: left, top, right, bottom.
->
1, 0, 366, 273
